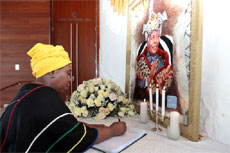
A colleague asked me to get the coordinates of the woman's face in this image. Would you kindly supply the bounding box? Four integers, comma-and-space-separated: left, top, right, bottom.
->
50, 64, 72, 94
147, 30, 160, 55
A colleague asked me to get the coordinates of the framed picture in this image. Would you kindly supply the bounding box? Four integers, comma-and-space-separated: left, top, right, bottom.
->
125, 0, 202, 141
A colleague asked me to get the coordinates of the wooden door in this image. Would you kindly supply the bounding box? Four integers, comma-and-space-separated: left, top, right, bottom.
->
51, 0, 99, 100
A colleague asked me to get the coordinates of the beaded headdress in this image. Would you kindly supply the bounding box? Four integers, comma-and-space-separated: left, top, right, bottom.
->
142, 11, 168, 40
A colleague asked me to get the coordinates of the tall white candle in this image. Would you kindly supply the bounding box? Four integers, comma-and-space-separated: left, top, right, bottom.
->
156, 84, 159, 111
161, 87, 166, 118
149, 84, 153, 111
140, 99, 148, 123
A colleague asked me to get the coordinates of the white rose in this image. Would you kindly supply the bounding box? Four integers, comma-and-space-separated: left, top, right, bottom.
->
96, 78, 102, 84
100, 85, 106, 90
97, 95, 105, 102
122, 98, 129, 104
108, 103, 115, 111
103, 91, 110, 98
82, 110, 89, 117
73, 107, 81, 116
106, 88, 111, 93
89, 84, 95, 93
70, 90, 78, 99
117, 96, 124, 102
80, 90, 87, 98
118, 111, 124, 117
86, 98, 94, 107
81, 98, 87, 104
128, 110, 135, 116
80, 106, 87, 112
68, 103, 75, 111
94, 87, 99, 91
115, 86, 121, 92
77, 84, 85, 92
98, 90, 104, 96
89, 94, 96, 99
95, 98, 102, 107
129, 104, 135, 110
105, 79, 111, 85
79, 96, 83, 101
120, 107, 127, 113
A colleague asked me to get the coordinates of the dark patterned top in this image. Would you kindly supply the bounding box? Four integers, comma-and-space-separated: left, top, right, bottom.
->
0, 83, 98, 152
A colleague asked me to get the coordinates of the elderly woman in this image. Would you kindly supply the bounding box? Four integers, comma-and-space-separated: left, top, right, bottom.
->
0, 43, 126, 152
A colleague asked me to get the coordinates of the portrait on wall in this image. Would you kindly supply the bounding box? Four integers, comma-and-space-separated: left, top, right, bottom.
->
126, 0, 192, 125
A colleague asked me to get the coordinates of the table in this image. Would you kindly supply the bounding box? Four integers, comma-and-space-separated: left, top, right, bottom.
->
78, 115, 230, 153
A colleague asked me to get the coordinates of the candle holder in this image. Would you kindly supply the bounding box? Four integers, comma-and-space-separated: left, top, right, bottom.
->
150, 109, 164, 132
148, 83, 165, 132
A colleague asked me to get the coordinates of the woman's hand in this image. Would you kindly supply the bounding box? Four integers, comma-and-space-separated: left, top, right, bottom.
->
94, 121, 127, 144
109, 121, 127, 136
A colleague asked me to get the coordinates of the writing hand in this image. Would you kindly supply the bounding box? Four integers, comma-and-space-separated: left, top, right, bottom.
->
110, 121, 127, 136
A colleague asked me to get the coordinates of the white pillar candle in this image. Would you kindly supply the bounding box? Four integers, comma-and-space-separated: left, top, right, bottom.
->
167, 111, 180, 140
149, 84, 153, 111
170, 111, 180, 127
140, 99, 148, 123
155, 84, 159, 111
161, 87, 166, 118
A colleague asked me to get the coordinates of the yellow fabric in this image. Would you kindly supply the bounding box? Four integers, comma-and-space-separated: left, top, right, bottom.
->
27, 43, 72, 78
67, 124, 87, 153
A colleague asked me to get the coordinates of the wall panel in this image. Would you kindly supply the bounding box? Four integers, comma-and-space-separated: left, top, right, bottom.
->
0, 0, 50, 107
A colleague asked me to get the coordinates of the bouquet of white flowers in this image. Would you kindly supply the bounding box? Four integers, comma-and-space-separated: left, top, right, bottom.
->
67, 78, 136, 119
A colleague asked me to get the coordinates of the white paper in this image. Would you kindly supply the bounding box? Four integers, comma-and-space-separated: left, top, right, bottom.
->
93, 128, 147, 153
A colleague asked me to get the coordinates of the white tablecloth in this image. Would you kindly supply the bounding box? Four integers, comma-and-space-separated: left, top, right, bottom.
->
78, 115, 230, 153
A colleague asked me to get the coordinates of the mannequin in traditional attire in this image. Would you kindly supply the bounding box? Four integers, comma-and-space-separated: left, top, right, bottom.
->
0, 43, 126, 152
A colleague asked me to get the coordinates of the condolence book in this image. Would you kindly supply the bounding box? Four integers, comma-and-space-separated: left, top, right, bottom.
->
92, 128, 147, 153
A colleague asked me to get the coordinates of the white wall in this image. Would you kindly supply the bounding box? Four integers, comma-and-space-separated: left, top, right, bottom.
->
99, 0, 127, 92
100, 0, 230, 145
200, 0, 230, 145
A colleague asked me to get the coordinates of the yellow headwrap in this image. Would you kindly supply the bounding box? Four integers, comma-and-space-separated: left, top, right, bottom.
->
27, 43, 72, 78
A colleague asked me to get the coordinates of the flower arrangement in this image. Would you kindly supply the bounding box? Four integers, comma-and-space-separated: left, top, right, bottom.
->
67, 78, 136, 119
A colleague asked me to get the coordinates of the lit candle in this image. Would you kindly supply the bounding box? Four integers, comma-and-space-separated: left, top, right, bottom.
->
140, 99, 148, 123
149, 84, 153, 111
156, 84, 159, 111
161, 86, 166, 118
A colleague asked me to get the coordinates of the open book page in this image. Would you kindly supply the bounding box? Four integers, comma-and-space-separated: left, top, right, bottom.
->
92, 128, 147, 153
